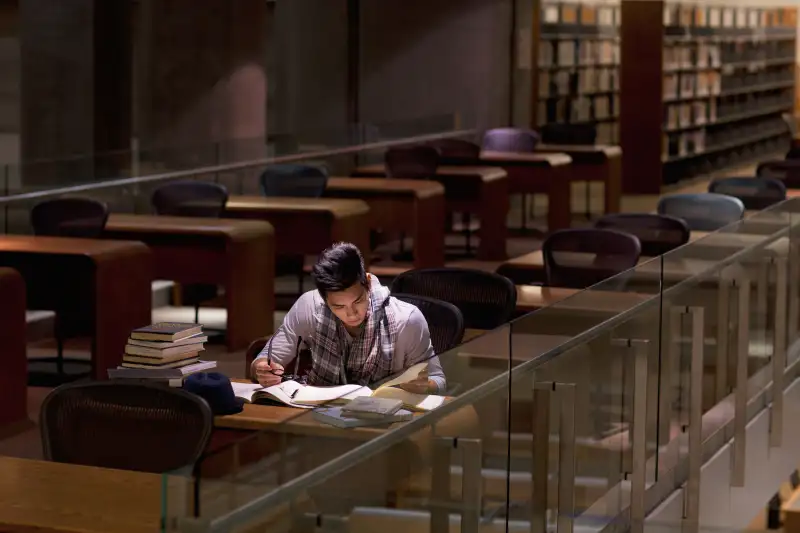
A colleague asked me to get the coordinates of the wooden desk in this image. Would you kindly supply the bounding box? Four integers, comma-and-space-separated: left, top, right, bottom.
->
515, 285, 652, 313
478, 151, 574, 232
535, 144, 622, 215
498, 229, 787, 284
225, 196, 371, 266
104, 214, 274, 351
0, 456, 161, 533
0, 268, 26, 429
0, 235, 152, 379
326, 177, 446, 268
351, 166, 509, 260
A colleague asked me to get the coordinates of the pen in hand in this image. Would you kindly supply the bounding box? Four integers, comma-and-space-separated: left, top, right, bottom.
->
290, 389, 299, 399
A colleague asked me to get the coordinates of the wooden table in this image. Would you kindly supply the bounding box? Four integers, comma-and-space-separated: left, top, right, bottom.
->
326, 177, 446, 268
351, 165, 509, 260
225, 196, 372, 267
0, 268, 26, 430
498, 229, 788, 284
0, 235, 152, 379
0, 456, 161, 533
515, 285, 653, 313
477, 151, 574, 232
103, 214, 274, 351
534, 144, 622, 215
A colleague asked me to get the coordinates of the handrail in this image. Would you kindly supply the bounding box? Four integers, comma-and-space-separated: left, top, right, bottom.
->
0, 129, 477, 205
201, 201, 800, 532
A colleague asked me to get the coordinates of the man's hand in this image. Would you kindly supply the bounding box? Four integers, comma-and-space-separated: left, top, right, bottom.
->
394, 368, 435, 394
253, 359, 285, 387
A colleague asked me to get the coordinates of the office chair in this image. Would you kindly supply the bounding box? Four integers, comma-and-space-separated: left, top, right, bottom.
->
393, 294, 465, 354
30, 197, 110, 380
541, 228, 642, 290
757, 160, 800, 188
657, 193, 745, 231
708, 176, 787, 210
390, 268, 517, 330
151, 180, 229, 323
40, 381, 212, 474
594, 213, 690, 257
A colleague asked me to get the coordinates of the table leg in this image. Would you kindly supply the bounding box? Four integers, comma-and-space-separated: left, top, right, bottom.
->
478, 177, 509, 260
93, 249, 153, 380
604, 155, 622, 214
226, 234, 274, 351
547, 166, 573, 232
413, 195, 445, 268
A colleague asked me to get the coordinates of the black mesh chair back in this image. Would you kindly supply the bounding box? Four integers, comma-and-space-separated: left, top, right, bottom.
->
708, 176, 787, 210
481, 127, 541, 153
594, 213, 690, 257
393, 294, 465, 354
40, 381, 213, 473
151, 180, 228, 218
542, 228, 642, 289
426, 138, 481, 164
260, 164, 329, 197
757, 160, 800, 188
657, 193, 745, 231
30, 197, 109, 238
390, 268, 517, 330
539, 123, 597, 145
384, 146, 440, 179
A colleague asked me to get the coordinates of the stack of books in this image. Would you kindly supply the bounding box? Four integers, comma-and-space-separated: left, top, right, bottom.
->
312, 397, 415, 428
108, 322, 216, 385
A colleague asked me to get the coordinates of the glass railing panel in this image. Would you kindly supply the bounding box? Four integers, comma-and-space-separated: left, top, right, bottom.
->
508, 260, 664, 532
185, 325, 511, 526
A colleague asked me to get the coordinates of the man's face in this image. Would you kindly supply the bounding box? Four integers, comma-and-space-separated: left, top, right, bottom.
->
325, 275, 370, 328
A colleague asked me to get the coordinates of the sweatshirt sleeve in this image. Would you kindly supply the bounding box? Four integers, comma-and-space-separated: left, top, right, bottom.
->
395, 307, 447, 394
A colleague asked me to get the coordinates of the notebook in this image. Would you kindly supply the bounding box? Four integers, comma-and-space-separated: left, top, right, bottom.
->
232, 362, 447, 412
311, 407, 414, 428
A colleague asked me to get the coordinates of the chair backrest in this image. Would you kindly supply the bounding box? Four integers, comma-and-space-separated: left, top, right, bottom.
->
384, 146, 439, 179
593, 213, 690, 257
151, 180, 228, 218
542, 228, 642, 289
259, 164, 329, 197
389, 268, 517, 330
393, 294, 465, 354
30, 197, 109, 238
426, 139, 481, 164
656, 193, 745, 231
757, 160, 800, 188
539, 123, 597, 145
707, 176, 787, 210
481, 128, 540, 153
40, 381, 213, 473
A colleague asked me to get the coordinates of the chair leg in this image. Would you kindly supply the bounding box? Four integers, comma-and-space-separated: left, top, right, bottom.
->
297, 272, 304, 294
399, 233, 406, 255
521, 194, 528, 230
194, 305, 200, 324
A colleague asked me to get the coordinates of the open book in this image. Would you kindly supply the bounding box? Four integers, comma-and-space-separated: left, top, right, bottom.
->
231, 362, 446, 412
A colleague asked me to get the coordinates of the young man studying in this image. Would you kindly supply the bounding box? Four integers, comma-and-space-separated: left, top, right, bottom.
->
252, 242, 446, 394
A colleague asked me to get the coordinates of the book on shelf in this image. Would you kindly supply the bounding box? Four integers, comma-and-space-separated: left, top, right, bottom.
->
130, 322, 202, 342
231, 362, 447, 412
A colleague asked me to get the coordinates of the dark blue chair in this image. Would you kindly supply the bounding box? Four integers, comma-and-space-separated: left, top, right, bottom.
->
708, 176, 786, 210
657, 193, 745, 232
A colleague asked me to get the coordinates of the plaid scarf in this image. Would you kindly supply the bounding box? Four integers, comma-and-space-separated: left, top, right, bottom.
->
307, 278, 399, 386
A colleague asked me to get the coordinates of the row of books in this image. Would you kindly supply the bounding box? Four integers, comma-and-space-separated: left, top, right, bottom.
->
539, 39, 618, 68
664, 43, 722, 69
538, 94, 618, 122
663, 116, 787, 159
539, 68, 618, 98
664, 71, 722, 101
108, 322, 216, 385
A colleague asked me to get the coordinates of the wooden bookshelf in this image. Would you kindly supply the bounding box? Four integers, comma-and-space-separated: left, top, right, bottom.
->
536, 0, 620, 144
620, 1, 797, 194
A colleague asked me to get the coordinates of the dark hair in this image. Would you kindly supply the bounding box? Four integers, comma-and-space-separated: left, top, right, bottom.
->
312, 242, 367, 298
